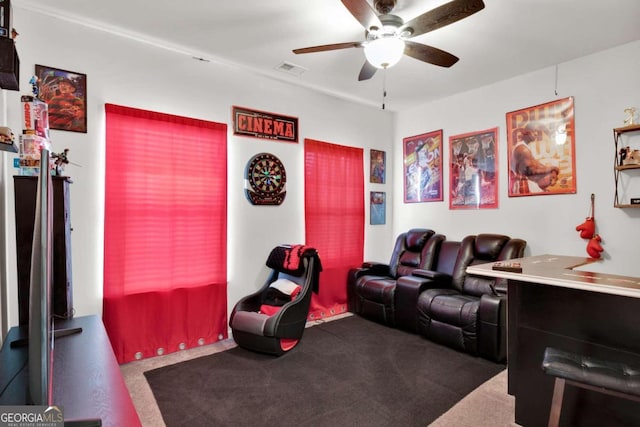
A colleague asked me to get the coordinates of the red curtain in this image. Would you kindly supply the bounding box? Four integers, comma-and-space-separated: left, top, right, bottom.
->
304, 139, 364, 319
104, 104, 227, 364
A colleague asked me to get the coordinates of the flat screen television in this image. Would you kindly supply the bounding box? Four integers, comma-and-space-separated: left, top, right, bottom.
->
21, 149, 98, 425
27, 147, 54, 405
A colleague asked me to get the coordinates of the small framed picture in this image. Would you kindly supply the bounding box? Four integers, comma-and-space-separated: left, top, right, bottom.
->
370, 191, 386, 225
370, 149, 386, 183
35, 65, 87, 133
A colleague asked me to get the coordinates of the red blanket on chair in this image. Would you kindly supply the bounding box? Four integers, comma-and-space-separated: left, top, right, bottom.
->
281, 244, 311, 271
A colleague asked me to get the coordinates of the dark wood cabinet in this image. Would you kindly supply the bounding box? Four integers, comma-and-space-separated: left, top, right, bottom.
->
14, 175, 73, 324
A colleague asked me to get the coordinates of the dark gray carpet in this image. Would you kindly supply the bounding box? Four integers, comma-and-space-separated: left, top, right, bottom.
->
144, 315, 504, 427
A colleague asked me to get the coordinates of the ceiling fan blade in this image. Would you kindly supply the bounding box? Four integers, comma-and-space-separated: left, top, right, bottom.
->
341, 0, 382, 31
293, 41, 362, 54
401, 0, 485, 39
293, 42, 362, 54
358, 61, 377, 81
404, 41, 459, 68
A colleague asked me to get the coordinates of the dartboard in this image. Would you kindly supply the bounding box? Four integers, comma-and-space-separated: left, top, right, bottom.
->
244, 153, 287, 205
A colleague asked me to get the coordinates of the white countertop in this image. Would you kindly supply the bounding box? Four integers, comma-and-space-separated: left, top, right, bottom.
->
466, 254, 640, 299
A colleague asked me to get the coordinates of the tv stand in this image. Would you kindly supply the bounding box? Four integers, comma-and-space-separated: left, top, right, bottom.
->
0, 315, 140, 426
9, 326, 83, 349
53, 326, 83, 338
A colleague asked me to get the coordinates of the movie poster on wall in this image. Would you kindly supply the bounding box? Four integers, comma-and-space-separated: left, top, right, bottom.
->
506, 97, 576, 197
403, 130, 443, 203
370, 149, 386, 184
370, 191, 386, 225
35, 65, 87, 133
449, 127, 499, 209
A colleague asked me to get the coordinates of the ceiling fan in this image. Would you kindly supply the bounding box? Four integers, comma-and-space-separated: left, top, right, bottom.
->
293, 0, 485, 81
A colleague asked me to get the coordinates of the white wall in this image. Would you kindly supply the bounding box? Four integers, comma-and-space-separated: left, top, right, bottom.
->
1, 7, 395, 328
3, 7, 639, 333
394, 40, 640, 276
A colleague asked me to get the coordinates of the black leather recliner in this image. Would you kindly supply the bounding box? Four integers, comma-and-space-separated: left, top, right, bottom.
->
230, 245, 321, 356
413, 234, 526, 362
347, 229, 445, 327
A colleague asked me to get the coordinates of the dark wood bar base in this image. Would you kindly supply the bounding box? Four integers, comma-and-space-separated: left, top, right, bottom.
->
508, 280, 640, 427
467, 255, 640, 427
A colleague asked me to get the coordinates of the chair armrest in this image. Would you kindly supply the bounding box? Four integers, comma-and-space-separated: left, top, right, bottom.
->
362, 261, 384, 269
411, 269, 452, 286
478, 293, 507, 362
357, 262, 391, 277
232, 293, 263, 314
346, 262, 391, 313
478, 293, 504, 325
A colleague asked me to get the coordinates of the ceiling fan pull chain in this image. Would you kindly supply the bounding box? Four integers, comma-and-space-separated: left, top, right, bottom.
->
382, 68, 387, 110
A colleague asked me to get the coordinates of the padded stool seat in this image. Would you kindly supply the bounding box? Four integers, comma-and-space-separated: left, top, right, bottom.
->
542, 347, 640, 427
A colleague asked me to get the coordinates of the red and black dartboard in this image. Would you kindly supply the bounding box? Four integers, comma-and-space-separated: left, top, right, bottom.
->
244, 152, 286, 205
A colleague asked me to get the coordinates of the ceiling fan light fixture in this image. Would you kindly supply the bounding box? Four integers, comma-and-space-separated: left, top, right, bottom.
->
364, 37, 405, 69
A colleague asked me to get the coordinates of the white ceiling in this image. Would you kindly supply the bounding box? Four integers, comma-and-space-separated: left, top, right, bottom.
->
18, 0, 640, 112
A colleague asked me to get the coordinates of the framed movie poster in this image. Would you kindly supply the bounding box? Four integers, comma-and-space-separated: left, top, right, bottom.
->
449, 127, 499, 209
403, 130, 443, 203
370, 149, 386, 183
506, 97, 576, 197
370, 191, 386, 225
35, 65, 87, 133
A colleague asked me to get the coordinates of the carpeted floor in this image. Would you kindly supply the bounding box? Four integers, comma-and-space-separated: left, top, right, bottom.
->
143, 315, 505, 427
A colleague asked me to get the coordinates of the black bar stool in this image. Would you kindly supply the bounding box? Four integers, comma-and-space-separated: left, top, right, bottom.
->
541, 347, 640, 427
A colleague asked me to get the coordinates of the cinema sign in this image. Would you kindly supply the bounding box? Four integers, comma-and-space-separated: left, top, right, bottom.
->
233, 106, 298, 143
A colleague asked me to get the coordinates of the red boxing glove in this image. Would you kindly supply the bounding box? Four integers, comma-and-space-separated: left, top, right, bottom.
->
586, 234, 603, 259
576, 217, 595, 239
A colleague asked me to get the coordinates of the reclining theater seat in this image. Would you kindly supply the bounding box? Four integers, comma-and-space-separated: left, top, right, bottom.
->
415, 234, 526, 362
347, 229, 445, 327
230, 245, 322, 356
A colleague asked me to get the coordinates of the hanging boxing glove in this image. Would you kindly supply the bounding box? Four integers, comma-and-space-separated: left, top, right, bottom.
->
586, 234, 604, 259
575, 217, 595, 239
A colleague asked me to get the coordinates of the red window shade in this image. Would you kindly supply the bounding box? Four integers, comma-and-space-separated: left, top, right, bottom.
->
304, 139, 364, 319
104, 104, 227, 363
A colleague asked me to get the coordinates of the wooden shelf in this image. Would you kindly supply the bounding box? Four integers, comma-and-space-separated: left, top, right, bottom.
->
615, 164, 640, 171
615, 204, 640, 209
614, 124, 640, 134
613, 125, 640, 208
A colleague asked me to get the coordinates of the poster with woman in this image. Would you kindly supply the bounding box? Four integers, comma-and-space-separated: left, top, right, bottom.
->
403, 130, 443, 203
506, 97, 576, 197
449, 127, 499, 209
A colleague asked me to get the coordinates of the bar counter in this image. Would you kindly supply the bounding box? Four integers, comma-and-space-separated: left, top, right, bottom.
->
467, 255, 640, 427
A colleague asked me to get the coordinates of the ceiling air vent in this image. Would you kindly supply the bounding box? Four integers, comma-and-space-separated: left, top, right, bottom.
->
275, 61, 307, 77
